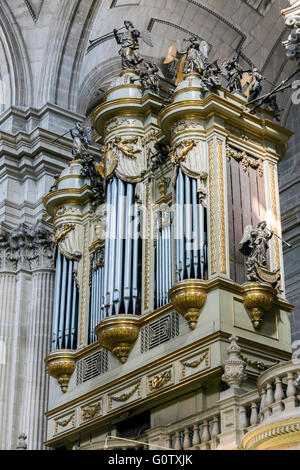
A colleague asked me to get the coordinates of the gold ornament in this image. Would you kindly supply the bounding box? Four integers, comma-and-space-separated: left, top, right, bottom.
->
242, 282, 277, 329
95, 315, 140, 363
168, 279, 207, 329
45, 350, 77, 393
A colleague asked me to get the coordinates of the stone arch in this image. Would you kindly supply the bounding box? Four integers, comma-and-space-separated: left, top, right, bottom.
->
38, 0, 102, 112
0, 0, 32, 107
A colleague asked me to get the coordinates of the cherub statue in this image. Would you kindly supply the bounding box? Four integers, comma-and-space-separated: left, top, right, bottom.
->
163, 37, 209, 85
139, 61, 160, 93
247, 68, 265, 102
70, 122, 94, 158
113, 21, 142, 69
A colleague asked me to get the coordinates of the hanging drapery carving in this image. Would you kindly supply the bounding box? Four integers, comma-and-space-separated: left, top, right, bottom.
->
52, 223, 82, 261
170, 140, 208, 206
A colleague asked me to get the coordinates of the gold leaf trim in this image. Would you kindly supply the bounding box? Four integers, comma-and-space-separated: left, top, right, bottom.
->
217, 139, 226, 274
209, 140, 216, 274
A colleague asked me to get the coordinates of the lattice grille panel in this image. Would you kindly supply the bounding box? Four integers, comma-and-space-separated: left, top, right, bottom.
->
141, 313, 179, 353
76, 350, 108, 385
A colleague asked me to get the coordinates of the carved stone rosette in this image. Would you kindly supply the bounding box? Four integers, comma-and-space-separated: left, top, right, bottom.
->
45, 350, 77, 393
242, 282, 277, 329
168, 279, 207, 329
95, 315, 140, 364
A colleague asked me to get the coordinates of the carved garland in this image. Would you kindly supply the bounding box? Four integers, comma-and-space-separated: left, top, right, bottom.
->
183, 351, 209, 369
240, 353, 270, 371
111, 383, 140, 402
226, 144, 263, 176
55, 411, 75, 431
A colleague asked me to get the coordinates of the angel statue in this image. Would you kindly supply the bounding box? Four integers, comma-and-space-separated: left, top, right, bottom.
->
70, 122, 94, 158
113, 20, 153, 70
239, 221, 280, 288
163, 37, 209, 85
221, 53, 244, 93
183, 37, 208, 75
247, 68, 265, 102
202, 60, 222, 91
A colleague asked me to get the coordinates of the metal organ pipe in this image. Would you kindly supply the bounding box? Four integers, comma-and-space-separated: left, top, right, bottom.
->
58, 255, 68, 349
184, 174, 192, 279
192, 178, 199, 278
88, 177, 141, 343
176, 169, 185, 281
175, 169, 207, 283
155, 208, 173, 309
64, 259, 73, 348
52, 250, 62, 350
71, 278, 78, 349
114, 179, 125, 314
132, 198, 139, 315
51, 251, 79, 350
107, 178, 118, 316
124, 184, 134, 314
103, 181, 112, 317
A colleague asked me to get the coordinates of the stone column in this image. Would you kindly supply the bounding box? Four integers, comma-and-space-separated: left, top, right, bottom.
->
0, 222, 55, 449
21, 269, 54, 449
0, 271, 17, 449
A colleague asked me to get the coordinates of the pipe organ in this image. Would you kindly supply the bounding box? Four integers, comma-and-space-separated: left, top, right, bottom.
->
44, 67, 293, 449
